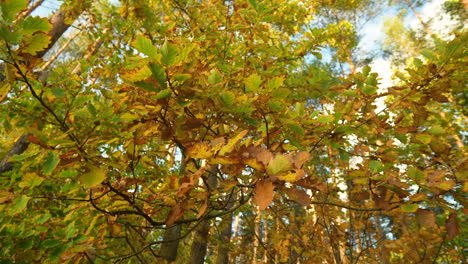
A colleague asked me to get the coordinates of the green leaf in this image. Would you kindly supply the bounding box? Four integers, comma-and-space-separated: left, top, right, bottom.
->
288, 123, 304, 136
173, 73, 191, 82
362, 65, 371, 76
421, 49, 436, 60
49, 245, 68, 261
407, 167, 426, 181
361, 85, 377, 95
415, 133, 432, 144
19, 173, 44, 189
401, 203, 418, 212
220, 91, 235, 107
19, 16, 51, 34
266, 76, 285, 91
316, 115, 335, 123
43, 152, 59, 175
426, 125, 445, 135
152, 89, 172, 100
244, 73, 262, 92
413, 58, 423, 68
133, 35, 159, 60
65, 221, 76, 240
208, 69, 223, 85
10, 152, 36, 161
0, 0, 28, 22
79, 166, 107, 188
43, 239, 62, 249
271, 88, 290, 98
149, 63, 167, 88
369, 160, 382, 173
10, 195, 30, 215
22, 33, 51, 55
161, 39, 177, 66
18, 239, 33, 249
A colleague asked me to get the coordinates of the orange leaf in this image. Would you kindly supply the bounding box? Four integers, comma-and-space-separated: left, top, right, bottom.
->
253, 180, 275, 211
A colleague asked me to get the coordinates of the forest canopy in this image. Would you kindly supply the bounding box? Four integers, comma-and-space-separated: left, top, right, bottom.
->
0, 0, 466, 263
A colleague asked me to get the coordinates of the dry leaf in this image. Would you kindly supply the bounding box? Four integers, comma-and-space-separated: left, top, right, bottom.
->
253, 180, 275, 211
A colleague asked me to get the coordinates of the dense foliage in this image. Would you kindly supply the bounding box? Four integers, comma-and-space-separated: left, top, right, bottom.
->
0, 0, 466, 263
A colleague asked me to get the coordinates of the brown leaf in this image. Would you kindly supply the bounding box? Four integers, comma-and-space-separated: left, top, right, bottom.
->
196, 193, 209, 218
282, 186, 311, 206
247, 146, 273, 166
253, 180, 275, 211
445, 213, 459, 240
417, 209, 436, 228
176, 165, 209, 198
289, 151, 311, 168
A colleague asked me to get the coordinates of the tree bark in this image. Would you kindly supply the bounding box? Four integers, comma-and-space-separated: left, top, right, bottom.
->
14, 0, 46, 23
189, 166, 218, 264
216, 207, 234, 264
159, 224, 182, 262
0, 134, 30, 174
190, 219, 211, 264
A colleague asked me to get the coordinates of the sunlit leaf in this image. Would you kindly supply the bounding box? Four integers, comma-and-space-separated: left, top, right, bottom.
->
19, 16, 51, 34
10, 195, 30, 215
253, 180, 274, 211
187, 143, 214, 159
79, 166, 107, 188
161, 39, 177, 66
219, 130, 248, 155
244, 73, 262, 92
266, 154, 292, 175
19, 173, 44, 189
401, 203, 418, 212
133, 35, 159, 60
0, 0, 28, 22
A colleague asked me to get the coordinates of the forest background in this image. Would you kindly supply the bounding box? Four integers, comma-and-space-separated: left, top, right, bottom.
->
0, 0, 466, 263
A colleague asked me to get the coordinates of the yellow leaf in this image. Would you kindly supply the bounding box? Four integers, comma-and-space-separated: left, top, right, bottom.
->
218, 130, 248, 155
80, 166, 107, 188
266, 154, 292, 175
187, 143, 214, 159
277, 169, 306, 182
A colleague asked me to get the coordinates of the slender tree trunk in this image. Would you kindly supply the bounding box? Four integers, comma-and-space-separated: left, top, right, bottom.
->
14, 0, 46, 23
252, 207, 260, 264
401, 0, 433, 35
189, 166, 218, 264
375, 216, 390, 264
216, 213, 233, 264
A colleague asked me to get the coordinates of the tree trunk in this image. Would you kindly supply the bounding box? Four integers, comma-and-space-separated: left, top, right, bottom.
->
159, 224, 182, 262
216, 213, 233, 264
189, 166, 218, 264
190, 219, 211, 264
